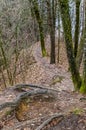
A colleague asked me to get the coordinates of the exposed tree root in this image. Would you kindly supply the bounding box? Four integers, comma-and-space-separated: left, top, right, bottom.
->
80, 97, 86, 101
13, 83, 59, 93
9, 115, 52, 129
0, 89, 48, 111
0, 84, 60, 122
0, 84, 59, 111
13, 84, 45, 90
2, 113, 64, 130
36, 113, 64, 130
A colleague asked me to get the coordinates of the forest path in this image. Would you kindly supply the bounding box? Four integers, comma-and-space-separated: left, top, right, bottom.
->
0, 37, 86, 130
0, 36, 74, 106
32, 36, 74, 92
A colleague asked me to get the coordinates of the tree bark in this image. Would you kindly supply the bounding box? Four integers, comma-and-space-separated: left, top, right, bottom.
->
30, 0, 47, 57
46, 0, 56, 64
74, 0, 80, 58
83, 0, 86, 87
76, 1, 85, 70
76, 29, 85, 70
59, 0, 82, 90
57, 8, 60, 63
80, 0, 86, 93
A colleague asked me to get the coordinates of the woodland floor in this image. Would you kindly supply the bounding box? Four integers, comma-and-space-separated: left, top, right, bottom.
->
0, 36, 86, 130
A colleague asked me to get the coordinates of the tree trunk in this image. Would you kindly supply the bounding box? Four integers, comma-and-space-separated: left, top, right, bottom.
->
57, 9, 60, 63
74, 0, 80, 58
30, 0, 47, 57
47, 0, 56, 64
38, 21, 47, 57
80, 0, 86, 93
83, 0, 86, 88
59, 0, 82, 90
76, 29, 85, 70
82, 41, 86, 92
76, 1, 85, 70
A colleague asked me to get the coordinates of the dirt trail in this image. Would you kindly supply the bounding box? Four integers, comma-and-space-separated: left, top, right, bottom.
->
31, 39, 86, 111
32, 39, 74, 92
0, 37, 85, 112
0, 38, 86, 130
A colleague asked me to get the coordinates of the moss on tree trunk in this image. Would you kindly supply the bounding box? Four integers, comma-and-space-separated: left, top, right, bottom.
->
38, 21, 47, 57
59, 0, 82, 90
74, 0, 80, 58
80, 1, 86, 94
30, 0, 47, 57
47, 0, 56, 64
